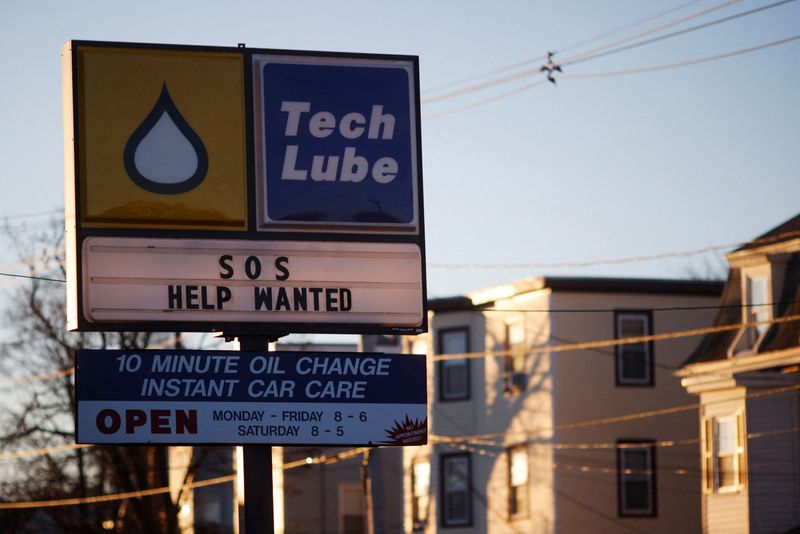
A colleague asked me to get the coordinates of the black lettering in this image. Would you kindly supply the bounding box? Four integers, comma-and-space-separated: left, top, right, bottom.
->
245, 256, 262, 280
200, 286, 214, 310
168, 285, 183, 309
275, 256, 290, 281
325, 288, 338, 311
219, 255, 234, 279
340, 288, 352, 311
186, 286, 199, 310
293, 287, 307, 311
254, 287, 272, 310
217, 286, 232, 310
309, 287, 323, 310
276, 287, 291, 311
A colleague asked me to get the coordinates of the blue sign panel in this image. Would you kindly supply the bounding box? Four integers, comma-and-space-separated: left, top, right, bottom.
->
257, 56, 418, 228
76, 349, 428, 446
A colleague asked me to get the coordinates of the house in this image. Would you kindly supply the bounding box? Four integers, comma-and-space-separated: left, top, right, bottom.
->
392, 275, 722, 533
678, 215, 800, 533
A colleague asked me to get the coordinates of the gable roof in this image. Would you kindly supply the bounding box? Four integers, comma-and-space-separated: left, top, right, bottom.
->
734, 213, 800, 252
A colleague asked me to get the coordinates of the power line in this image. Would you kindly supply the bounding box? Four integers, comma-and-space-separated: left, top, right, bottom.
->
562, 33, 800, 80
428, 229, 800, 270
0, 271, 65, 283
424, 79, 548, 120
0, 443, 92, 462
556, 0, 711, 55
442, 383, 800, 442
433, 313, 800, 361
478, 300, 795, 315
1, 208, 63, 221
422, 0, 714, 97
432, 425, 798, 451
0, 474, 235, 510
421, 67, 544, 105
565, 0, 799, 67
560, 0, 743, 65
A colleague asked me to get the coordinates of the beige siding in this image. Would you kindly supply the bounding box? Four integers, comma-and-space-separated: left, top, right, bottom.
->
746, 389, 800, 534
553, 291, 713, 534
702, 390, 750, 534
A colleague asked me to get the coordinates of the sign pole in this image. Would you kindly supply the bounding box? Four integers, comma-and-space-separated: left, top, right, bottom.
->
240, 335, 276, 534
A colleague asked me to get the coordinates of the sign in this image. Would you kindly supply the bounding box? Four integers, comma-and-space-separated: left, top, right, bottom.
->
81, 237, 423, 329
63, 41, 426, 334
66, 45, 248, 230
76, 350, 428, 446
254, 55, 418, 230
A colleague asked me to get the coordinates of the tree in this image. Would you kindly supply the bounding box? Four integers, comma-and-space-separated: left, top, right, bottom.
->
0, 218, 186, 533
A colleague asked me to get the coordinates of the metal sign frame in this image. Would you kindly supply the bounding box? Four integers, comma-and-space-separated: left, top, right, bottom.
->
63, 40, 427, 335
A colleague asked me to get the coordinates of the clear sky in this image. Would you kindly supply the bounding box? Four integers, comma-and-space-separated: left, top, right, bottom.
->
1, 0, 798, 301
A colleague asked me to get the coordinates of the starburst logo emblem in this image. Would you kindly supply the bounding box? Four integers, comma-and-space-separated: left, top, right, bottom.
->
384, 415, 427, 445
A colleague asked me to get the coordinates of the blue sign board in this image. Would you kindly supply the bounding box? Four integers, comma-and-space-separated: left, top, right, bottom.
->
256, 55, 419, 229
76, 349, 427, 446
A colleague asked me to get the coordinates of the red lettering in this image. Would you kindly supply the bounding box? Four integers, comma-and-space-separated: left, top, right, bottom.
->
125, 409, 147, 433
175, 409, 198, 434
96, 409, 121, 434
150, 409, 171, 434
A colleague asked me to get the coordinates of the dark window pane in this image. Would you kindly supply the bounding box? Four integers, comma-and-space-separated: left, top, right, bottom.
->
625, 480, 650, 511
622, 350, 647, 379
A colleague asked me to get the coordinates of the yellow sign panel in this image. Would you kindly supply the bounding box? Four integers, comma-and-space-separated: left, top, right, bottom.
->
76, 46, 247, 229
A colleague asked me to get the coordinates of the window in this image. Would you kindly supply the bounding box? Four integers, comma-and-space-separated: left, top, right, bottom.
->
411, 458, 430, 530
703, 413, 746, 493
744, 274, 770, 350
339, 483, 365, 534
441, 453, 472, 527
503, 322, 527, 393
508, 446, 529, 518
614, 311, 654, 386
617, 442, 656, 517
438, 328, 470, 401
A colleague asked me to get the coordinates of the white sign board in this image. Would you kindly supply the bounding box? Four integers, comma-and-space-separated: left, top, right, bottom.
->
81, 237, 424, 329
77, 349, 428, 446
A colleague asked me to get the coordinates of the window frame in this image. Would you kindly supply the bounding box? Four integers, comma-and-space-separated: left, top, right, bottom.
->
338, 482, 366, 534
703, 412, 747, 494
616, 440, 657, 518
410, 456, 431, 531
503, 321, 527, 394
440, 452, 473, 528
613, 310, 655, 387
437, 327, 471, 402
507, 444, 529, 519
734, 270, 772, 354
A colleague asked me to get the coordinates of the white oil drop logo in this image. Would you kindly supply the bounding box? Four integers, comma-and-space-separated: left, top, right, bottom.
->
123, 84, 208, 194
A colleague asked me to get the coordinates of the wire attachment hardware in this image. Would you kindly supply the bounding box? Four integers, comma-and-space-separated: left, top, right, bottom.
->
539, 51, 563, 84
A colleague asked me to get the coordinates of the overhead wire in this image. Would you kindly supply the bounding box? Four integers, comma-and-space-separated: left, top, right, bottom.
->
423, 79, 548, 120
556, 0, 711, 55
433, 313, 800, 361
428, 230, 800, 270
422, 0, 799, 117
1, 208, 63, 221
559, 0, 743, 65
562, 33, 800, 80
562, 0, 800, 67
437, 382, 800, 442
422, 0, 721, 98
0, 474, 236, 510
3, 229, 799, 282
